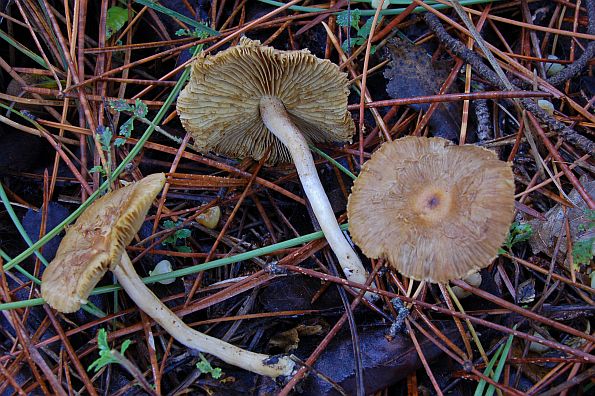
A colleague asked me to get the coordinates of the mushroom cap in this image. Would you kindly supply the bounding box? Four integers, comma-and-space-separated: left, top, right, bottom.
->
347, 137, 515, 283
41, 173, 166, 313
176, 37, 355, 165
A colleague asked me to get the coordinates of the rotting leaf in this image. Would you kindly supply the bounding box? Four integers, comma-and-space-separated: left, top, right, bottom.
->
383, 38, 461, 140
529, 175, 595, 266
302, 323, 460, 395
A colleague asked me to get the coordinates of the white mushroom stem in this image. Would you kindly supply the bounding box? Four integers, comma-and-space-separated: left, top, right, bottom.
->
260, 95, 371, 293
112, 253, 295, 378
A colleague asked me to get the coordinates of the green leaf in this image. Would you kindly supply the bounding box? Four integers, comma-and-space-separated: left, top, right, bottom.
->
341, 39, 353, 54
120, 339, 131, 355
134, 99, 148, 118
196, 354, 224, 379
114, 137, 127, 147
502, 222, 533, 250
98, 328, 109, 350
175, 229, 191, 239
336, 9, 361, 29
119, 118, 134, 138
88, 328, 133, 372
572, 238, 594, 268
176, 245, 192, 253
485, 333, 515, 396
89, 165, 105, 175
175, 28, 191, 37
110, 99, 133, 113
358, 17, 374, 39
175, 25, 214, 39
106, 6, 129, 40
163, 220, 176, 229
211, 367, 223, 379
97, 126, 113, 152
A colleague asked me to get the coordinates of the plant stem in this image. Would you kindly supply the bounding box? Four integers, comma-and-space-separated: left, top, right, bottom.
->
112, 253, 295, 378
259, 95, 371, 294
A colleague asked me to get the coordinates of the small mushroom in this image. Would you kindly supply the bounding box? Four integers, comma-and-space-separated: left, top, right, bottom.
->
451, 271, 483, 299
347, 136, 515, 283
41, 174, 295, 378
177, 37, 371, 292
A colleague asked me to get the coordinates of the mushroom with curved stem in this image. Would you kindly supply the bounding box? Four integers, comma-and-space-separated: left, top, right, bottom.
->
41, 173, 295, 378
176, 37, 373, 297
347, 136, 515, 283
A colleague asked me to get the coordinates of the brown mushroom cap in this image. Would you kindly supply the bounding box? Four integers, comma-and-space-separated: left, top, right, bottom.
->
347, 137, 515, 283
41, 173, 166, 313
176, 37, 354, 165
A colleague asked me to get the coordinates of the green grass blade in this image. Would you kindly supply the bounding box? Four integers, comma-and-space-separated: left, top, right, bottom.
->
256, 0, 503, 16
485, 333, 515, 396
0, 183, 49, 267
0, 224, 350, 311
0, 29, 48, 68
135, 0, 218, 36
310, 145, 357, 180
474, 343, 504, 396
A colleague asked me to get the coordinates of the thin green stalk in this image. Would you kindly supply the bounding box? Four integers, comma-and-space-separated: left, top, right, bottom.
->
309, 145, 357, 180
135, 0, 218, 36
0, 224, 349, 311
485, 333, 515, 396
0, 29, 48, 68
474, 344, 504, 396
256, 0, 502, 15
0, 183, 49, 267
0, 248, 41, 284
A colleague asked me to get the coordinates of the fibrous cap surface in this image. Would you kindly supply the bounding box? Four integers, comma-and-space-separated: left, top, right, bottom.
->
347, 137, 515, 283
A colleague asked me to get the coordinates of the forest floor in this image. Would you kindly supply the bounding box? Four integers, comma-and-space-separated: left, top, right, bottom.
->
0, 0, 594, 395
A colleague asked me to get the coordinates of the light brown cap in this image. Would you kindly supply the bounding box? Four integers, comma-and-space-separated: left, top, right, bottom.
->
176, 37, 355, 165
41, 173, 166, 313
347, 137, 515, 283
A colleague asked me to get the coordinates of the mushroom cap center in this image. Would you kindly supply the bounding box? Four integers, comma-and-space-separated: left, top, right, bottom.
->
411, 185, 453, 224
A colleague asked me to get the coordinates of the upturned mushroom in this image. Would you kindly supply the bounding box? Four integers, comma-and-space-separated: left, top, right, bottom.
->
177, 37, 371, 292
41, 173, 295, 378
347, 136, 515, 283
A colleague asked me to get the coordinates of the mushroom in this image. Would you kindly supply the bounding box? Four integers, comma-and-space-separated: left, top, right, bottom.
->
41, 173, 295, 378
347, 136, 515, 283
177, 37, 371, 293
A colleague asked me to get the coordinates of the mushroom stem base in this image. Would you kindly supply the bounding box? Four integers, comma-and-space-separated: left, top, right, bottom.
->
259, 95, 373, 297
113, 253, 295, 378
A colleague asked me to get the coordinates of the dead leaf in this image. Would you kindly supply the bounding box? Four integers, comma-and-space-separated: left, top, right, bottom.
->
383, 38, 461, 140
268, 323, 326, 353
529, 175, 595, 260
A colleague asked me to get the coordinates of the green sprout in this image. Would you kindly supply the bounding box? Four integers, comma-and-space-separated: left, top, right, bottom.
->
163, 220, 192, 253
196, 353, 223, 379
88, 328, 132, 372
499, 222, 533, 254
89, 125, 114, 177
336, 9, 377, 54
109, 99, 148, 147
572, 209, 594, 269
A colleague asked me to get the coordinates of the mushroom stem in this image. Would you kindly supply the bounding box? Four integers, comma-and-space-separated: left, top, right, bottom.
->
259, 95, 370, 290
112, 253, 295, 378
